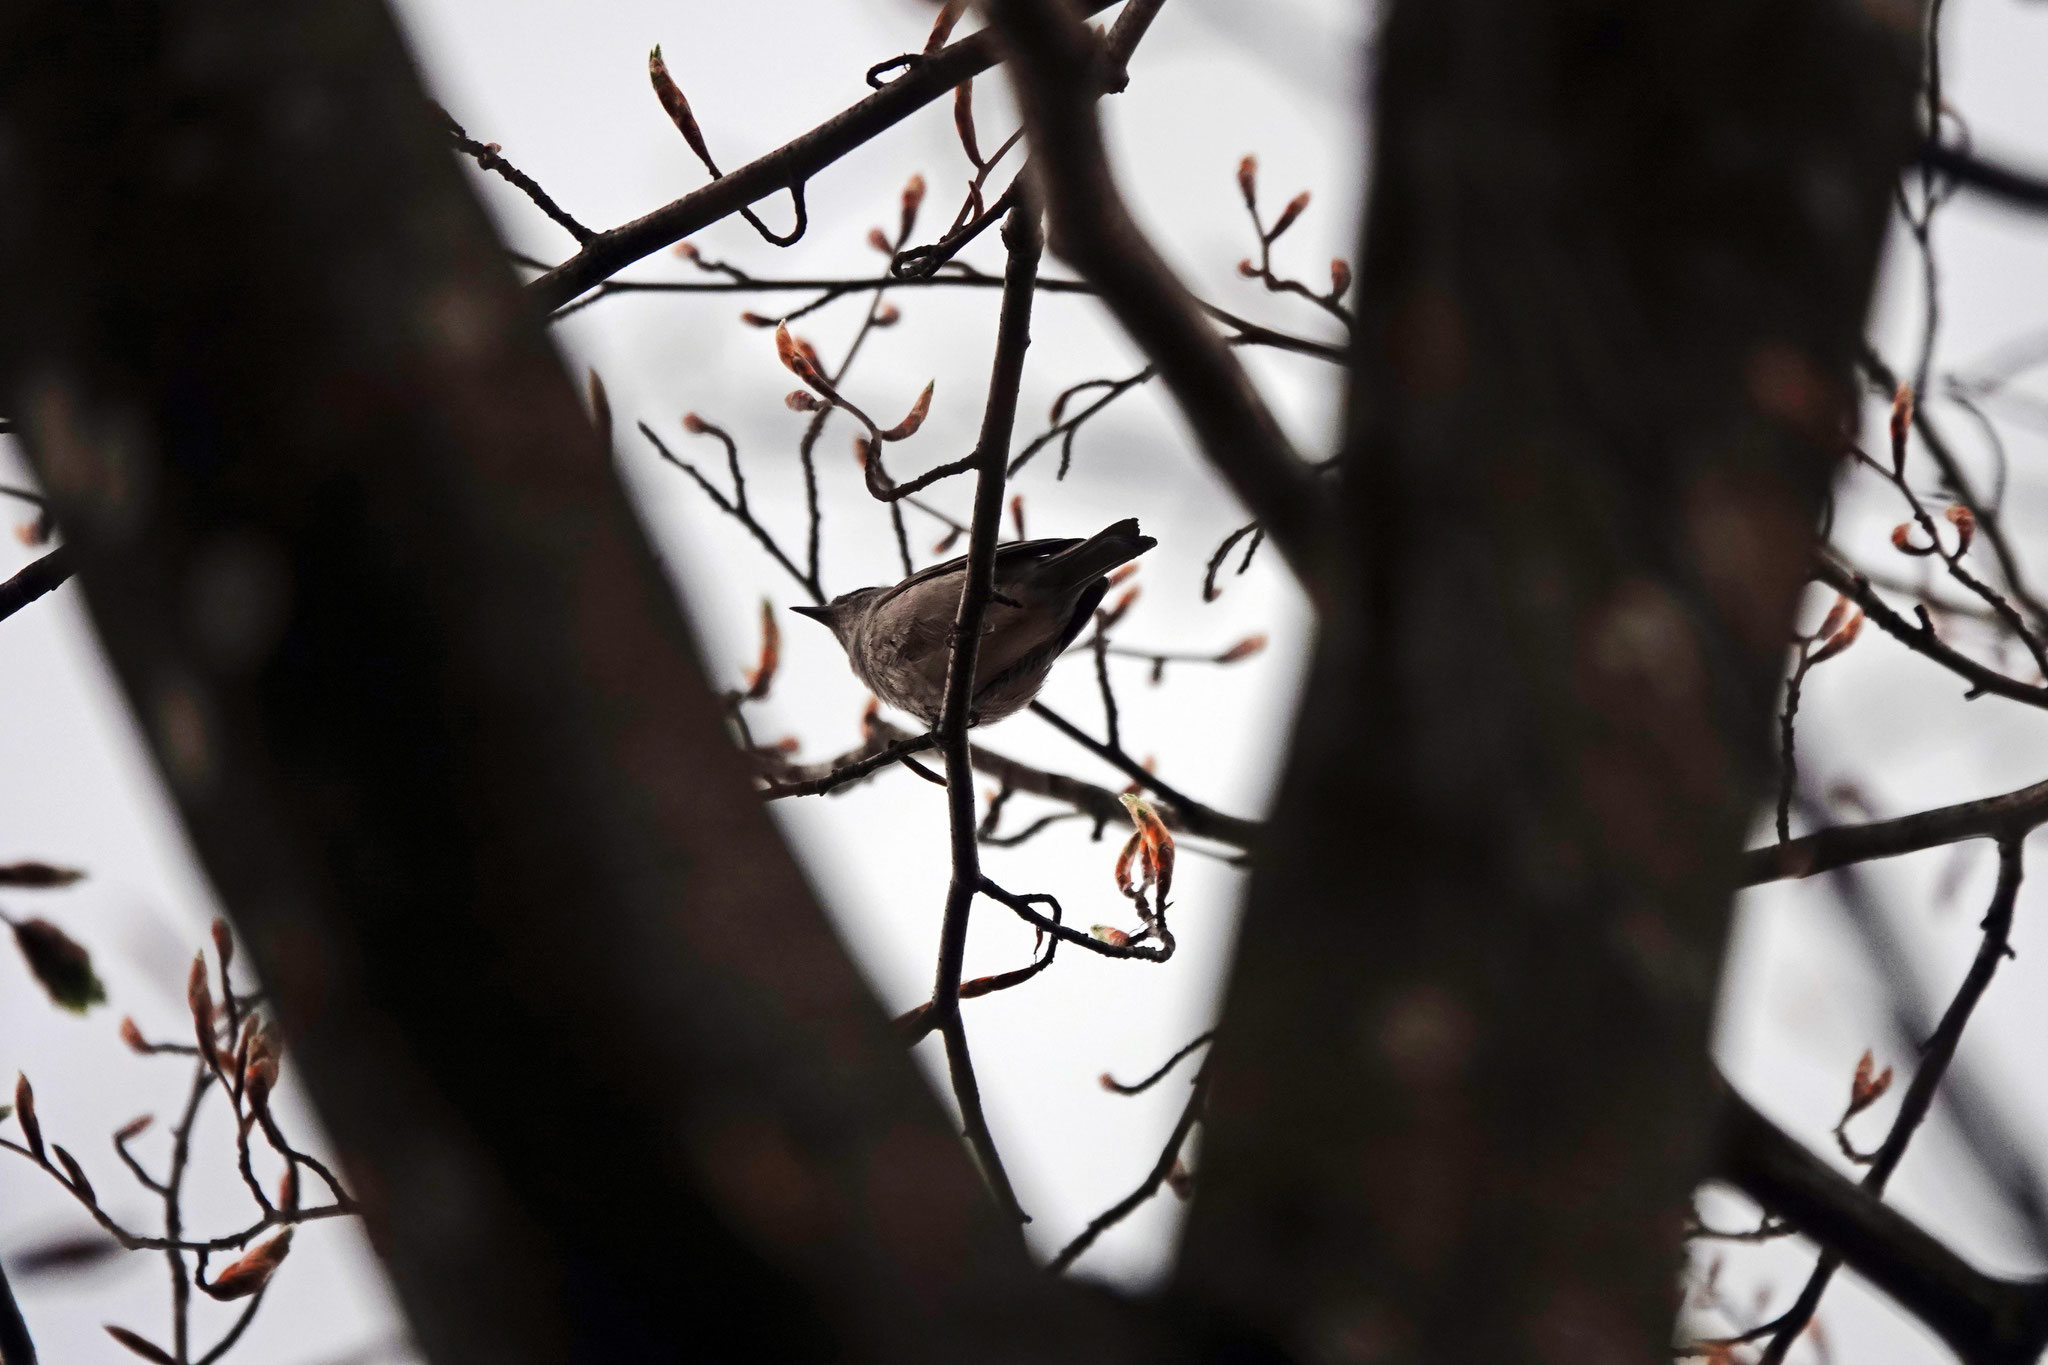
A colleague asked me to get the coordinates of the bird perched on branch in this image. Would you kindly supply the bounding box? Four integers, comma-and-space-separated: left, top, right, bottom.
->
792, 518, 1155, 727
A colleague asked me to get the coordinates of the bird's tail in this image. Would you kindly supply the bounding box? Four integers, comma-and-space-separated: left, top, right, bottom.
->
1025, 518, 1156, 596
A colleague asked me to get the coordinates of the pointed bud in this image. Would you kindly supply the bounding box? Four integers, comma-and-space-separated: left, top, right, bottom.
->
1330, 258, 1352, 296
53, 1144, 95, 1205
1890, 383, 1914, 477
104, 1327, 176, 1364
211, 918, 235, 973
672, 240, 700, 260
1946, 503, 1976, 555
867, 227, 893, 254
188, 955, 220, 1073
15, 1073, 44, 1163
900, 173, 927, 238
202, 1230, 293, 1301
119, 1016, 149, 1054
786, 390, 825, 413
649, 46, 717, 172
1237, 258, 1259, 278
115, 1114, 154, 1143
682, 412, 708, 435
12, 919, 107, 1013
1268, 190, 1310, 240
1807, 611, 1865, 666
0, 862, 84, 888
743, 600, 781, 701
1236, 155, 1258, 209
1009, 494, 1026, 540
879, 381, 935, 441
739, 311, 778, 328
1215, 634, 1268, 664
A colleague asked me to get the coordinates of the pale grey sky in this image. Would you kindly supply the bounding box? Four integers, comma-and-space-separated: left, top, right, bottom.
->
2, 2, 2046, 1362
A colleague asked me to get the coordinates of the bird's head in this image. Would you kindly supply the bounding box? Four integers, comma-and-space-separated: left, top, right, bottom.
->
790, 588, 881, 643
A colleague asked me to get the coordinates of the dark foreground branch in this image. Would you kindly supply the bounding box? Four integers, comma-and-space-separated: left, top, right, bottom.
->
983, 0, 1327, 582
1713, 1086, 2048, 1365
0, 545, 70, 625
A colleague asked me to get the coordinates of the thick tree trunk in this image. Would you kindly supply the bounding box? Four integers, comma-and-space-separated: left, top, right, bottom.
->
0, 4, 1124, 1362
1177, 1, 1916, 1360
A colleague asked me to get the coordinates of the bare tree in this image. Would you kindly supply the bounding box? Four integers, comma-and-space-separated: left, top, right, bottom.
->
5, 0, 2048, 1363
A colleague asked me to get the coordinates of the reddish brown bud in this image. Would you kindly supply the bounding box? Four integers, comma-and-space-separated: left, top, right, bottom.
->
1120, 794, 1176, 910
1098, 586, 1139, 631
1846, 1048, 1895, 1118
188, 954, 221, 1073
1807, 611, 1865, 666
682, 412, 708, 435
874, 303, 901, 327
739, 311, 778, 328
0, 862, 84, 888
1947, 503, 1977, 555
672, 240, 700, 260
211, 918, 234, 973
1268, 190, 1310, 240
953, 80, 984, 168
879, 380, 935, 441
1090, 926, 1132, 947
105, 1326, 176, 1364
15, 1073, 43, 1163
743, 600, 781, 701
1330, 258, 1352, 296
1890, 382, 1914, 476
785, 390, 825, 413
1891, 522, 1936, 556
53, 1144, 95, 1205
1215, 633, 1268, 664
1236, 258, 1259, 278
925, 0, 965, 54
119, 1016, 149, 1054
1009, 494, 1026, 540
649, 46, 717, 172
1813, 593, 1850, 644
115, 1114, 154, 1143
900, 173, 927, 239
203, 1231, 292, 1301
867, 227, 893, 255
1236, 155, 1258, 209
931, 527, 963, 555
278, 1165, 300, 1216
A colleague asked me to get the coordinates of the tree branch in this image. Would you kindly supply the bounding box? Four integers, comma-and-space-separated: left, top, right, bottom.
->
526, 2, 1117, 313
1743, 774, 2048, 885
0, 545, 70, 625
1712, 1085, 2048, 1365
981, 0, 1327, 582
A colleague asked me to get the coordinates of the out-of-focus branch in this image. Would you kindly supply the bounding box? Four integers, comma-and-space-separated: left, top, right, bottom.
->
0, 1255, 36, 1365
1755, 837, 2026, 1362
0, 4, 1119, 1360
982, 0, 1327, 583
527, 1, 1117, 313
1921, 142, 2048, 216
1712, 1085, 2048, 1365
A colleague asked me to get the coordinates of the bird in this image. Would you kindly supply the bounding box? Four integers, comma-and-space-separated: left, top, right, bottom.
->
791, 518, 1155, 727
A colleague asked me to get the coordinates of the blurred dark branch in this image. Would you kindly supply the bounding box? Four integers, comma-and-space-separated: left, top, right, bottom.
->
527, 1, 1118, 312
1920, 142, 2048, 215
1756, 837, 2025, 1363
0, 1255, 35, 1365
1713, 1086, 2048, 1365
0, 545, 70, 625
0, 2, 1101, 1357
1743, 774, 2048, 885
984, 0, 1327, 583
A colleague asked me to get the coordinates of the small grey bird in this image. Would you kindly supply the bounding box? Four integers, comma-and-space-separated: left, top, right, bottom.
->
792, 518, 1155, 727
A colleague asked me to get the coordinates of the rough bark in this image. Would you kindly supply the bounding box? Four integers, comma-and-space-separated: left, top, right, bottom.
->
0, 3, 1126, 1362
1175, 2, 1917, 1361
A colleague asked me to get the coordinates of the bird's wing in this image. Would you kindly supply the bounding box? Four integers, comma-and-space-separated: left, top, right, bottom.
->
868, 536, 1083, 610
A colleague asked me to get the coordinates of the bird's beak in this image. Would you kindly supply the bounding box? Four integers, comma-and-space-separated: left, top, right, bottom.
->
790, 603, 832, 623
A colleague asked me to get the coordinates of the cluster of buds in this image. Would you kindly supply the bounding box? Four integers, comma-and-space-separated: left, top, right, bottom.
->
773, 321, 936, 498
1803, 594, 1865, 668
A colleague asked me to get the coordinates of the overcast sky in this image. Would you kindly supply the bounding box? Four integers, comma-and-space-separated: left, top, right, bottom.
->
3, 2, 2047, 1362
